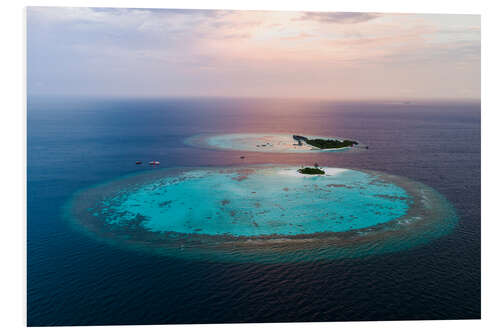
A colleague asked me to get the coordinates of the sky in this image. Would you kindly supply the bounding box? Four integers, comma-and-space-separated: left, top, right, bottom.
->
27, 7, 481, 100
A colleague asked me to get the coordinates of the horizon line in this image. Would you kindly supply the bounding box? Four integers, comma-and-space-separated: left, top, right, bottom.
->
27, 93, 481, 104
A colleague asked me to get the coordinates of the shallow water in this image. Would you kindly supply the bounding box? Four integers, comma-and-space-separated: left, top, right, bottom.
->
28, 97, 480, 325
97, 167, 410, 236
67, 164, 457, 263
188, 133, 358, 153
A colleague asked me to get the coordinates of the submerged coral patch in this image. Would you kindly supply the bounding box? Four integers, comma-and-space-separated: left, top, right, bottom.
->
66, 165, 457, 263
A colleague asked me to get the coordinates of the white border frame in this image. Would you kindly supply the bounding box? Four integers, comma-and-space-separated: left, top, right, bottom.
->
2, 0, 498, 332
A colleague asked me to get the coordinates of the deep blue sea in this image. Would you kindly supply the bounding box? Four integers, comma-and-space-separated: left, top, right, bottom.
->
27, 97, 480, 326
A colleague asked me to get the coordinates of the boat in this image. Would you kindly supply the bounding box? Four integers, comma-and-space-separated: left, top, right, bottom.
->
135, 161, 142, 165
149, 161, 160, 165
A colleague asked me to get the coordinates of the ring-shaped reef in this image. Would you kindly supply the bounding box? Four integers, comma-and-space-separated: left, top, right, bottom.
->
185, 133, 364, 153
66, 165, 457, 263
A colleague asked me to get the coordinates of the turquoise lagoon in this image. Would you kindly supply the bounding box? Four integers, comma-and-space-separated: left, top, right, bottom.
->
68, 165, 457, 262
186, 133, 360, 153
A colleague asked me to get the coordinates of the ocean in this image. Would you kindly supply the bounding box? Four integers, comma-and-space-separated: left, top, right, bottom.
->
27, 97, 481, 325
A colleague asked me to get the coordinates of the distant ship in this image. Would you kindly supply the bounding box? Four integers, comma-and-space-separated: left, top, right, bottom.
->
149, 161, 160, 165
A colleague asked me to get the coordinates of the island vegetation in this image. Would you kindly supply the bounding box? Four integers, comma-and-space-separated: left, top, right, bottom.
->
306, 138, 358, 149
298, 165, 325, 175
293, 135, 358, 149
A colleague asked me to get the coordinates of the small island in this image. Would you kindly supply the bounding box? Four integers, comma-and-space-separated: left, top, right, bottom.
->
298, 166, 325, 175
293, 135, 358, 149
188, 133, 361, 153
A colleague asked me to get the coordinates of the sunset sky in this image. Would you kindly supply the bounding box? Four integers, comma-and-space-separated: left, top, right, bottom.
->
27, 7, 480, 100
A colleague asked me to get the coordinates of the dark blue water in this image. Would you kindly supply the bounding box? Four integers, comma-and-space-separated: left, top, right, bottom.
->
27, 97, 480, 325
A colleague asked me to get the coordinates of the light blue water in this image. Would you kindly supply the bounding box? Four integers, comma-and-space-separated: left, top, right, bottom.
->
194, 133, 355, 153
98, 166, 409, 237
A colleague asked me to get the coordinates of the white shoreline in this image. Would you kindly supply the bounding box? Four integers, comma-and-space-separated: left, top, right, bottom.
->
276, 167, 348, 177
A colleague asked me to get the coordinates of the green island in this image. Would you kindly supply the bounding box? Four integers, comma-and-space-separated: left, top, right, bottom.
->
307, 138, 358, 149
298, 167, 325, 175
293, 135, 358, 149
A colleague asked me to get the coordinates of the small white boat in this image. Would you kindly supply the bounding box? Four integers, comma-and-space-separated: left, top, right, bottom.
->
149, 161, 160, 165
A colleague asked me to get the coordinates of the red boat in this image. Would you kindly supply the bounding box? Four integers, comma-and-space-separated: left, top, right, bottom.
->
135, 161, 142, 165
